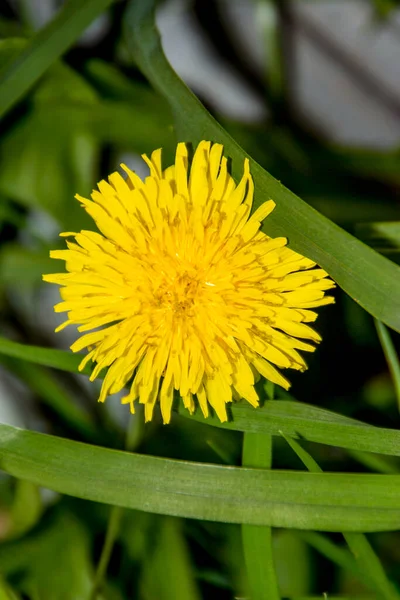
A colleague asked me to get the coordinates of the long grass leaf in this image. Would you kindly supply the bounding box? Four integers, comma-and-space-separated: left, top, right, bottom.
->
1, 424, 400, 531
375, 320, 400, 412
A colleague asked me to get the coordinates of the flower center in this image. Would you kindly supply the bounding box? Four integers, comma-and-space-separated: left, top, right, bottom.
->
155, 270, 204, 315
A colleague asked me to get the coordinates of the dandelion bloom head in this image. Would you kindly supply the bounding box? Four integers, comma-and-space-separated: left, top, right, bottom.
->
44, 141, 334, 424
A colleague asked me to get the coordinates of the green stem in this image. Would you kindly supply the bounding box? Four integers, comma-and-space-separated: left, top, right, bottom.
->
89, 410, 143, 600
89, 506, 123, 600
242, 432, 280, 600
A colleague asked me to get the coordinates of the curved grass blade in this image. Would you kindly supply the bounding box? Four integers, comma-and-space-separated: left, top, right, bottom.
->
375, 320, 400, 412
242, 432, 280, 600
2, 424, 400, 531
0, 0, 114, 119
282, 434, 399, 599
123, 0, 400, 332
3, 337, 400, 457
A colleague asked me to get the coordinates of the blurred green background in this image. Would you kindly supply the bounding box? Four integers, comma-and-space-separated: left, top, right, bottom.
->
1, 0, 400, 598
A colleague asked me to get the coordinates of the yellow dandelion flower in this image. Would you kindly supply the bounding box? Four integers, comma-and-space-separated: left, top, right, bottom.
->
43, 141, 335, 424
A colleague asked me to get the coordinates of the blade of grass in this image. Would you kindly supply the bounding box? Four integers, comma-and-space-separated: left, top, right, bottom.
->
296, 531, 360, 579
2, 424, 400, 531
345, 536, 399, 600
375, 320, 400, 412
123, 0, 400, 332
242, 433, 280, 600
4, 336, 400, 458
0, 0, 114, 119
281, 433, 399, 599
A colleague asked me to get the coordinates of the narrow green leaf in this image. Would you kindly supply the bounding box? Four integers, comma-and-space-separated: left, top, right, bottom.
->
4, 337, 400, 458
2, 424, 400, 531
282, 435, 399, 599
375, 320, 400, 412
123, 0, 400, 332
0, 0, 114, 119
281, 433, 321, 473
242, 433, 280, 600
348, 450, 399, 475
296, 531, 360, 579
344, 535, 399, 600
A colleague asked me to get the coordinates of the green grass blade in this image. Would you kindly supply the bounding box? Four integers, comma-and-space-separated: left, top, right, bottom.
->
4, 336, 400, 458
282, 434, 399, 599
343, 535, 399, 600
123, 0, 400, 332
375, 320, 400, 412
281, 433, 321, 473
296, 531, 360, 578
242, 433, 280, 600
348, 450, 399, 475
2, 424, 400, 531
0, 0, 114, 119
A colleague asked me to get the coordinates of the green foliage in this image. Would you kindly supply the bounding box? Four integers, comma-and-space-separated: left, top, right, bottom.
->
242, 432, 280, 600
0, 0, 114, 118
0, 511, 93, 599
0, 0, 400, 598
